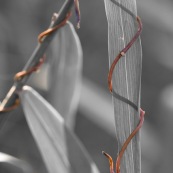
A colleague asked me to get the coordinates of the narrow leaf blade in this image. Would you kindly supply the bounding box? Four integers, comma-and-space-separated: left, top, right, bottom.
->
48, 22, 83, 127
104, 0, 142, 173
31, 22, 83, 128
19, 86, 99, 173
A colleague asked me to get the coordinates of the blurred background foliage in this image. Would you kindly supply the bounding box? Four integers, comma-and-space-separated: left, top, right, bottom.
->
0, 0, 173, 173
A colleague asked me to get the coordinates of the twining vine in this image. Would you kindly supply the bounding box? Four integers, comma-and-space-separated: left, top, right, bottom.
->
0, 1, 145, 173
102, 1, 145, 173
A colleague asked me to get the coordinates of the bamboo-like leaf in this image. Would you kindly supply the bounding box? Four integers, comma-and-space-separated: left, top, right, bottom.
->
32, 22, 82, 128
48, 22, 82, 127
19, 86, 99, 173
104, 0, 142, 173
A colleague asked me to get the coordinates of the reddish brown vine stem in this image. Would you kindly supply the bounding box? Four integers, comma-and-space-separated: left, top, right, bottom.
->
103, 16, 144, 173
0, 99, 20, 113
102, 109, 145, 173
115, 109, 145, 173
102, 151, 114, 173
0, 56, 46, 113
38, 12, 72, 43
14, 55, 46, 81
108, 16, 142, 92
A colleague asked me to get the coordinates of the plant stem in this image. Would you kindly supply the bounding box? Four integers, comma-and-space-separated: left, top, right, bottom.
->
0, 0, 74, 112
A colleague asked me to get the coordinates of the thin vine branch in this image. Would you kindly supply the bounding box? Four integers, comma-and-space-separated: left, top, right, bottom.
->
0, 0, 74, 112
103, 15, 144, 172
108, 16, 142, 92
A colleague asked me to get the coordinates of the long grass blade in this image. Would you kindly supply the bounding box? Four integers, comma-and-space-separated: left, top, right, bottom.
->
104, 0, 142, 173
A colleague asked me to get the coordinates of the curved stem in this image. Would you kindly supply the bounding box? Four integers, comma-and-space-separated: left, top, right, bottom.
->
108, 16, 142, 92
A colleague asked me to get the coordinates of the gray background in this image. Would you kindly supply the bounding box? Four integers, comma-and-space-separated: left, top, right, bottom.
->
0, 0, 172, 173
